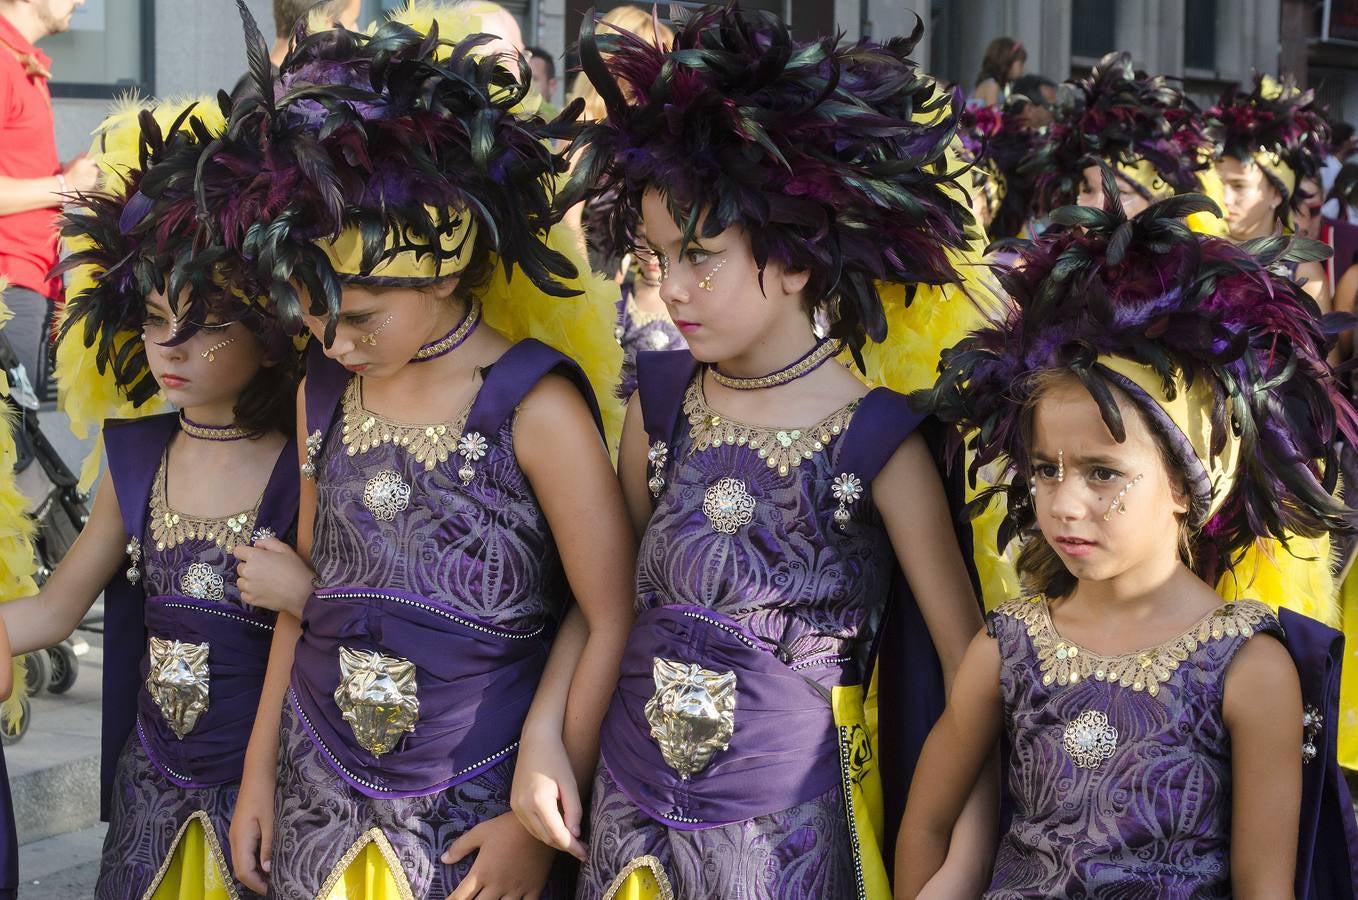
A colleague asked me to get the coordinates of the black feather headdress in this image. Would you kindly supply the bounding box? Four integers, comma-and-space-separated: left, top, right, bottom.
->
1208, 73, 1329, 214
197, 1, 583, 343
558, 3, 975, 358
1022, 52, 1212, 214
918, 187, 1355, 580
54, 99, 277, 408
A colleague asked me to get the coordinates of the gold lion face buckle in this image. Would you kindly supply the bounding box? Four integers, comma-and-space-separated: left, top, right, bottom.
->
334, 647, 420, 758
643, 657, 737, 780
146, 637, 211, 740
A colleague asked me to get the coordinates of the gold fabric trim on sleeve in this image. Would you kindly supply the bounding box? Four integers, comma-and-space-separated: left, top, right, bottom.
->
995, 596, 1275, 697
683, 378, 859, 477
140, 809, 239, 900
317, 827, 416, 900
601, 854, 676, 900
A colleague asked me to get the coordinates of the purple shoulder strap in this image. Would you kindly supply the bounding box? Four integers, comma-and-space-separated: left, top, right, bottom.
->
834, 387, 928, 487
303, 341, 351, 455
1278, 608, 1358, 900
465, 339, 603, 439
255, 433, 300, 538
636, 349, 698, 445
98, 413, 179, 821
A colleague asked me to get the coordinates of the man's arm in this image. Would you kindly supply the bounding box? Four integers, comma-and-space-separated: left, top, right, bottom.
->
0, 155, 99, 216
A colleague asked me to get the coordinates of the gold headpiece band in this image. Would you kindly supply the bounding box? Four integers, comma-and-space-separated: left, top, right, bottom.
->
1096, 355, 1241, 521
317, 207, 478, 281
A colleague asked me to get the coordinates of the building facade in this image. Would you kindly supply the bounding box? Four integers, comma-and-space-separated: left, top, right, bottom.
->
35, 0, 1356, 161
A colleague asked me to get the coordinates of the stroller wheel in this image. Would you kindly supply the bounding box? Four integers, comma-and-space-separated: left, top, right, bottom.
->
21, 652, 50, 697
46, 642, 78, 694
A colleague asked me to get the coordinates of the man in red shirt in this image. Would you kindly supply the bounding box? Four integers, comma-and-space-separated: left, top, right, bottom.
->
0, 0, 97, 398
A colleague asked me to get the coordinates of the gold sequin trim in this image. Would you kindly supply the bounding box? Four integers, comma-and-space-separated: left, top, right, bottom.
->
148, 455, 261, 552
995, 596, 1274, 697
626, 294, 671, 329
339, 378, 475, 472
140, 810, 239, 900
317, 827, 415, 900
683, 378, 858, 477
602, 855, 675, 900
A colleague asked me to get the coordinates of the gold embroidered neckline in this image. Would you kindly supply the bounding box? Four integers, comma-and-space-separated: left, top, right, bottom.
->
683, 377, 859, 477
996, 595, 1273, 697
626, 293, 670, 328
148, 454, 261, 552
339, 377, 476, 472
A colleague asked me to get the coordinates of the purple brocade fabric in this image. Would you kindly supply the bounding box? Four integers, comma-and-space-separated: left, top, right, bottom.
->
985, 599, 1284, 899
309, 392, 566, 632
614, 289, 685, 402
270, 703, 572, 900
579, 378, 898, 898
97, 527, 270, 897
95, 734, 257, 899
273, 372, 573, 895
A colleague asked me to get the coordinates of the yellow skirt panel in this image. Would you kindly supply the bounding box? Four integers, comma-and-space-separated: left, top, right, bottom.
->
145, 812, 233, 900
319, 829, 414, 900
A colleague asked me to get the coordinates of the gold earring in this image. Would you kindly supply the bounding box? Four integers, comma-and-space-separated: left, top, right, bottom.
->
1103, 473, 1144, 521
201, 338, 235, 362
698, 257, 727, 292
360, 315, 394, 346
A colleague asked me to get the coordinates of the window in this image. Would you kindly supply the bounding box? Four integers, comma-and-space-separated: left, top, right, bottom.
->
1071, 0, 1117, 59
43, 0, 153, 99
1184, 0, 1218, 70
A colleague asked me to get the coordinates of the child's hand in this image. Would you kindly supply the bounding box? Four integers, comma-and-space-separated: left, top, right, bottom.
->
228, 765, 276, 893
234, 537, 315, 618
511, 725, 587, 859
442, 811, 556, 900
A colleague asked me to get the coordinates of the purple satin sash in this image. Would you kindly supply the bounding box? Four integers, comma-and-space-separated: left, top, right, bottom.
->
289, 586, 552, 799
136, 596, 275, 788
600, 604, 848, 830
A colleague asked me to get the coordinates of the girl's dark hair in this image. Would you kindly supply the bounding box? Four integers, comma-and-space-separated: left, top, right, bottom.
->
1013, 370, 1196, 599
978, 37, 1026, 89
231, 327, 300, 438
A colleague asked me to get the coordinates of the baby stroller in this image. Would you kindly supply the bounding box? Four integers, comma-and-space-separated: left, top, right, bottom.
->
0, 334, 91, 744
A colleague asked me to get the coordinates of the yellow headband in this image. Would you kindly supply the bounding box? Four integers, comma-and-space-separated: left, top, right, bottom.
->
1110, 158, 1173, 202
1096, 355, 1241, 521
317, 207, 478, 281
1251, 149, 1296, 200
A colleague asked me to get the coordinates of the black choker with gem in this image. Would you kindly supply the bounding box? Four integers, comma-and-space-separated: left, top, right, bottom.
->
710, 339, 844, 391
179, 414, 261, 442
412, 297, 482, 363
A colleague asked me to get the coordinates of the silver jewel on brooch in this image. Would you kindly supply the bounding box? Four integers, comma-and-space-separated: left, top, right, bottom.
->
250, 527, 276, 545
362, 469, 412, 522
614, 323, 626, 344
301, 429, 324, 479
456, 431, 488, 484
146, 637, 211, 740
179, 563, 226, 602
644, 657, 737, 780
703, 478, 756, 534
1303, 705, 1323, 764
334, 646, 419, 758
1063, 710, 1119, 769
646, 330, 671, 350
125, 537, 142, 584
647, 441, 669, 498
831, 473, 863, 528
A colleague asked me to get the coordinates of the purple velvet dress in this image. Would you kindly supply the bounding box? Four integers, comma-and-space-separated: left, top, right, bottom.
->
579, 363, 921, 900
985, 596, 1283, 898
270, 343, 593, 899
96, 421, 295, 900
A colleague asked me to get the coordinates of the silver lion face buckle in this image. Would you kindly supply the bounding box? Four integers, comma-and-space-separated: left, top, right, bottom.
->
334, 646, 420, 758
644, 657, 737, 780
146, 637, 211, 740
